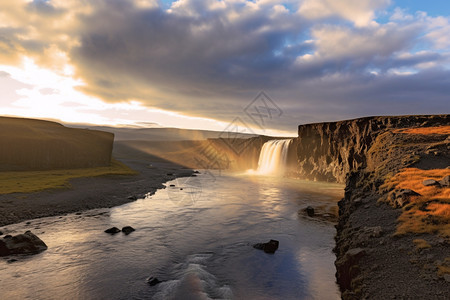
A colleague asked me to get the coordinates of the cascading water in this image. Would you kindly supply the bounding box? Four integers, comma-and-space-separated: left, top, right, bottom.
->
256, 139, 292, 175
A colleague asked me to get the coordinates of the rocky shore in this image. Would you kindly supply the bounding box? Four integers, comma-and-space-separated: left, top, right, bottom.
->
0, 159, 193, 227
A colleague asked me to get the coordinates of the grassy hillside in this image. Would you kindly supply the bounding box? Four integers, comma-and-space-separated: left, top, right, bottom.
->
0, 117, 114, 171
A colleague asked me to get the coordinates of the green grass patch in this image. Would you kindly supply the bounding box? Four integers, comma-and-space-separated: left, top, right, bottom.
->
0, 159, 137, 194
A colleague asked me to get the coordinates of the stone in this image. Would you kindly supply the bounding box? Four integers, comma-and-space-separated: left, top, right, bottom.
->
104, 227, 121, 234
335, 248, 366, 291
147, 276, 162, 286
122, 226, 135, 235
170, 184, 175, 187
422, 179, 439, 186
0, 231, 48, 256
127, 195, 137, 200
439, 175, 449, 187
0, 231, 3, 236
305, 206, 315, 217
395, 189, 421, 207
253, 239, 279, 254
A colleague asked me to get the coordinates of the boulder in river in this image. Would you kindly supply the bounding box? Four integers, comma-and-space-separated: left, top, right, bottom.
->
146, 276, 162, 286
253, 239, 279, 254
305, 206, 315, 217
0, 231, 48, 256
122, 226, 135, 235
104, 227, 121, 234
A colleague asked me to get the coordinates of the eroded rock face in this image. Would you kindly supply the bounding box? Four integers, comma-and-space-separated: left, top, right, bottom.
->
295, 115, 449, 183
0, 231, 47, 256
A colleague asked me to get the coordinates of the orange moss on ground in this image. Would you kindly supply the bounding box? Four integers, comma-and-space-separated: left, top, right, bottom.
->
382, 168, 450, 237
393, 125, 450, 135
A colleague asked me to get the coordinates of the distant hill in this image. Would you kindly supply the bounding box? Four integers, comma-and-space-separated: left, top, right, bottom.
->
70, 125, 258, 141
0, 117, 114, 171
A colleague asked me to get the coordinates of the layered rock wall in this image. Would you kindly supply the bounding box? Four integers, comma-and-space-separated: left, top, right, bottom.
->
295, 115, 449, 183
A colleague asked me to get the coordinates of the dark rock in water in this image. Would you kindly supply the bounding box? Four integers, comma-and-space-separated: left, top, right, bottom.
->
127, 195, 137, 200
305, 206, 315, 217
253, 239, 279, 254
104, 227, 121, 234
0, 231, 48, 256
191, 174, 197, 177
122, 226, 135, 235
439, 175, 450, 187
180, 188, 183, 190
422, 179, 439, 186
147, 276, 162, 286
4, 235, 12, 239
7, 258, 18, 263
194, 170, 200, 174
0, 231, 3, 236
170, 184, 175, 187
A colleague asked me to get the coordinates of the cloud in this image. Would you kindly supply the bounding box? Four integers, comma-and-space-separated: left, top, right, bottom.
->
298, 0, 391, 27
0, 0, 449, 131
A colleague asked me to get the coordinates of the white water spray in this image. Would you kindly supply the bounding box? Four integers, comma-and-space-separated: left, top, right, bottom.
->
255, 139, 292, 175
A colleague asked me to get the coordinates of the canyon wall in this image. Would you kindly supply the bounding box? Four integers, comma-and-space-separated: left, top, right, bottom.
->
0, 117, 114, 171
295, 115, 450, 183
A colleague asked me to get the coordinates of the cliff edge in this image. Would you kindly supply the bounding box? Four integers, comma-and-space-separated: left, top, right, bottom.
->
296, 115, 449, 299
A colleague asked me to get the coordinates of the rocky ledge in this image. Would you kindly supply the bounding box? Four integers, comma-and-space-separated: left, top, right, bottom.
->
330, 118, 449, 299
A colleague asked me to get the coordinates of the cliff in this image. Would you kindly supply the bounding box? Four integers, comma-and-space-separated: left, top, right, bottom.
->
0, 117, 114, 171
296, 115, 449, 183
295, 115, 450, 299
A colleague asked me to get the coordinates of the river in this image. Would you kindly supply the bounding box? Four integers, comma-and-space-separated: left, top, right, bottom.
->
0, 171, 343, 300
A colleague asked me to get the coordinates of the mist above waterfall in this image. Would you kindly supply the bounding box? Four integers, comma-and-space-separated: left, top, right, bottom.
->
254, 139, 292, 176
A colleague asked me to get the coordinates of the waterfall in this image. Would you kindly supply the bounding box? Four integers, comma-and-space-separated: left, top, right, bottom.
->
256, 139, 292, 175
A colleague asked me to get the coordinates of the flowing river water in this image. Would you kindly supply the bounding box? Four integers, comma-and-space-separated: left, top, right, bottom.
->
0, 171, 342, 300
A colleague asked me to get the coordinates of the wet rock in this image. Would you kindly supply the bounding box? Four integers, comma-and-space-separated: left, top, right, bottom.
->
253, 239, 279, 254
147, 276, 162, 286
422, 179, 440, 187
170, 184, 175, 187
104, 227, 121, 234
0, 231, 48, 256
127, 195, 137, 200
0, 231, 3, 236
305, 206, 315, 217
7, 258, 18, 263
122, 226, 135, 235
439, 175, 449, 187
194, 170, 200, 174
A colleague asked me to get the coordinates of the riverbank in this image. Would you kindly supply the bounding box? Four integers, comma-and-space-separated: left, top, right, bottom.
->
0, 158, 193, 227
334, 125, 449, 299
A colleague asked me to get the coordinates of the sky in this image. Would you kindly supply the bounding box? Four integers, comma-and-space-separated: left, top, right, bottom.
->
0, 0, 449, 136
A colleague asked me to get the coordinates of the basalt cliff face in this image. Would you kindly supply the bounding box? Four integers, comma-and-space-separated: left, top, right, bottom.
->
295, 115, 450, 183
0, 117, 114, 171
293, 115, 450, 300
